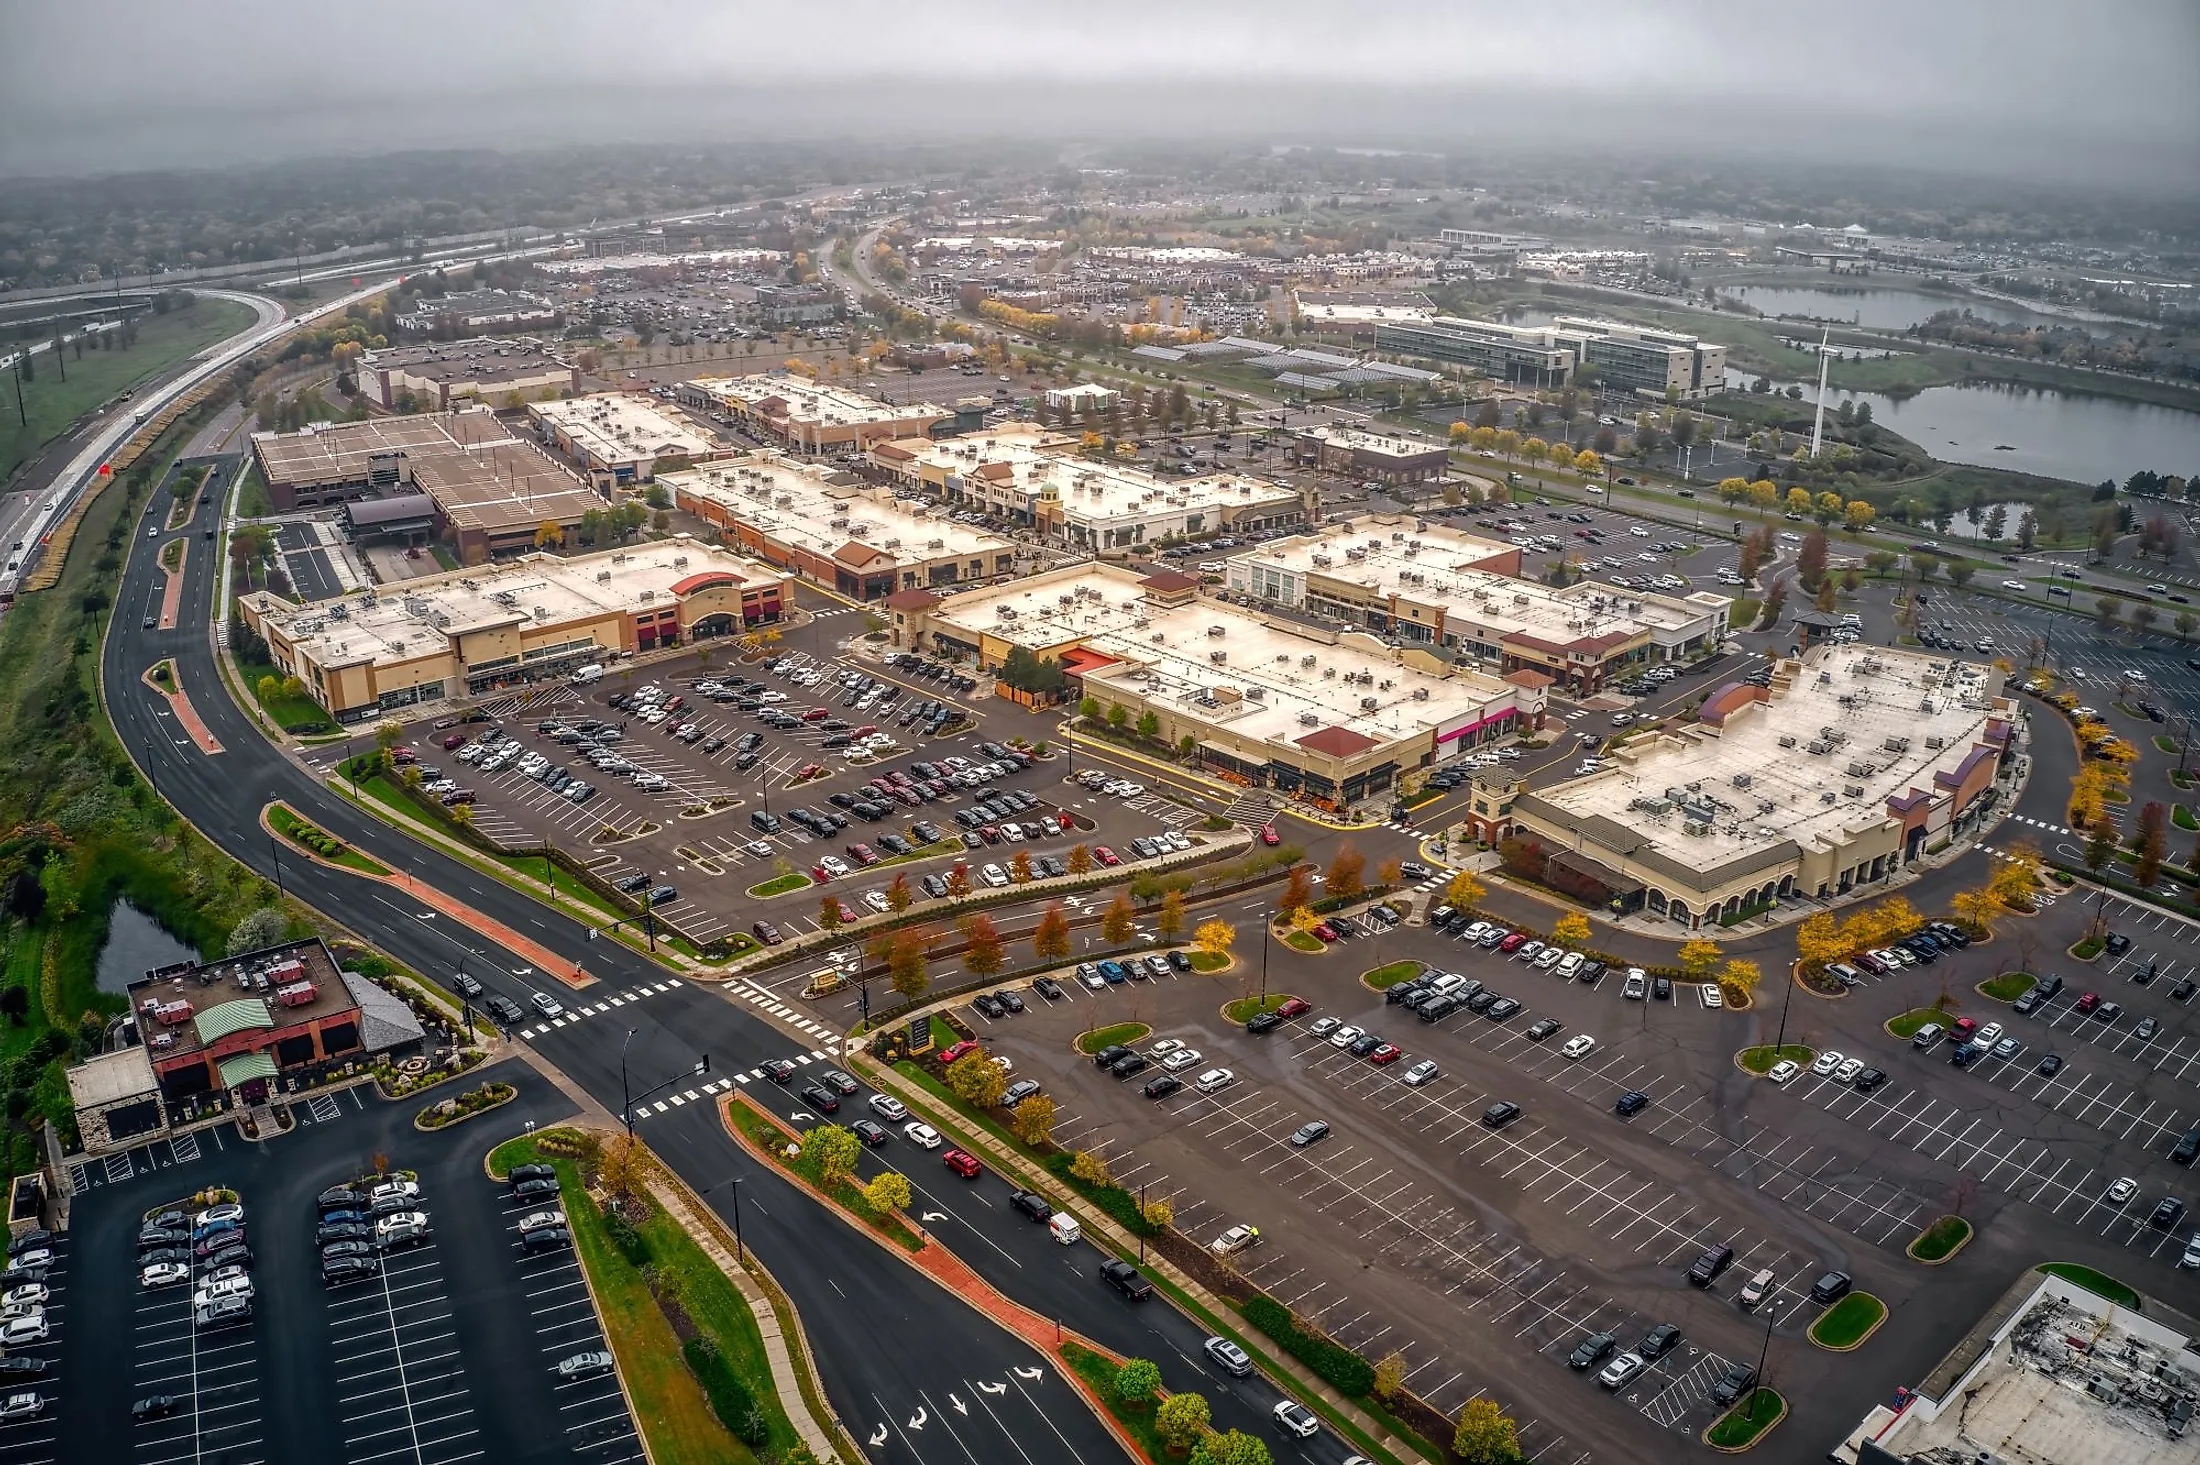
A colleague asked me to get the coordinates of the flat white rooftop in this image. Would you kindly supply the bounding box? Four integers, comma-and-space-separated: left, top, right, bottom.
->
886, 426, 1301, 522
1299, 425, 1447, 460
1236, 520, 1725, 649
687, 374, 946, 429
530, 393, 715, 464
1539, 647, 2001, 863
931, 565, 1509, 752
253, 537, 777, 670
664, 455, 1014, 560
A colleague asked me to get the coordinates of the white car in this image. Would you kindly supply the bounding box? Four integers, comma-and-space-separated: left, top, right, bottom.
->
1162, 1048, 1203, 1072
0, 1312, 45, 1346
1115, 783, 1145, 798
758, 690, 788, 703
2002, 579, 2027, 591
192, 1275, 253, 1309
1767, 1059, 1801, 1084
374, 1212, 431, 1247
517, 1209, 567, 1235
1211, 1224, 1262, 1255
819, 855, 851, 878
868, 1094, 908, 1122
1833, 1057, 1865, 1085
1329, 1025, 1364, 1050
1975, 1022, 2004, 1049
1560, 1034, 1597, 1060
1193, 1068, 1235, 1095
1810, 1050, 1845, 1077
530, 991, 565, 1019
1149, 1039, 1184, 1056
1534, 946, 1566, 969
1598, 1352, 1648, 1390
1630, 526, 1652, 537
862, 890, 891, 913
141, 1261, 191, 1289
980, 863, 1009, 887
0, 1285, 45, 1311
2105, 1176, 2139, 1205
1402, 1060, 1440, 1087
902, 1122, 941, 1150
1621, 970, 1647, 999
1272, 1400, 1320, 1439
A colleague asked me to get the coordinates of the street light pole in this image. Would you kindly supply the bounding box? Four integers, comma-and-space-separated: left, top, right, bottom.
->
620, 1028, 639, 1137
267, 832, 286, 898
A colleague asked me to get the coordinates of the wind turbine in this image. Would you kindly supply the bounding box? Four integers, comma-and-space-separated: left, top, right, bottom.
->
1808, 328, 1832, 461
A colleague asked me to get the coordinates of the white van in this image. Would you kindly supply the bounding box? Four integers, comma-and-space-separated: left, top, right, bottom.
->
1048, 1213, 1081, 1245
570, 664, 605, 685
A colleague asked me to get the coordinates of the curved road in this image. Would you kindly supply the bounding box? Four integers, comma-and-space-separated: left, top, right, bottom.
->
100, 483, 1368, 1456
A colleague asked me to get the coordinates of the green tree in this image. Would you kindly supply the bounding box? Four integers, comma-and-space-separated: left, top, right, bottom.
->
997, 646, 1067, 698
1135, 709, 1161, 740
1189, 1429, 1274, 1465
800, 1124, 861, 1183
1155, 1391, 1212, 1451
1107, 704, 1130, 730
1078, 696, 1101, 721
1114, 1357, 1162, 1407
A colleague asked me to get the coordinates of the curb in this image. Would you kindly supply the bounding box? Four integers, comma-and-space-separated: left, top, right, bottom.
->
1807, 1295, 1889, 1352
409, 1084, 515, 1132
1702, 1391, 1788, 1453
1905, 1218, 1973, 1267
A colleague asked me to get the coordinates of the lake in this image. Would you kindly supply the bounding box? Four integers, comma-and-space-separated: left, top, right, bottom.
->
96, 900, 197, 996
1719, 283, 2066, 333
1726, 373, 2200, 486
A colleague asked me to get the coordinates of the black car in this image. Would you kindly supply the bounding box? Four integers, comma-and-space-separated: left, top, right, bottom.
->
1639, 1323, 1682, 1361
1143, 1074, 1182, 1100
1687, 1244, 1736, 1286
1346, 1032, 1384, 1057
1853, 1067, 1889, 1093
1108, 1052, 1150, 1079
1809, 1271, 1853, 1304
2105, 932, 2131, 955
485, 996, 526, 1025
1091, 1044, 1132, 1069
508, 1163, 555, 1187
450, 973, 484, 1001
512, 1177, 560, 1204
1008, 1190, 1053, 1223
316, 1220, 370, 1247
761, 1059, 796, 1085
852, 1120, 890, 1147
131, 1394, 181, 1421
1099, 1259, 1154, 1301
1245, 1010, 1284, 1034
1033, 977, 1064, 1001
1614, 1090, 1650, 1117
799, 1085, 840, 1114
1709, 1362, 1757, 1407
2149, 1197, 2186, 1230
322, 1255, 381, 1287
1481, 1101, 1522, 1129
0, 1357, 48, 1380
1567, 1332, 1618, 1370
138, 1227, 190, 1252
521, 1226, 572, 1252
973, 994, 1004, 1020
998, 991, 1025, 1014
320, 1240, 375, 1264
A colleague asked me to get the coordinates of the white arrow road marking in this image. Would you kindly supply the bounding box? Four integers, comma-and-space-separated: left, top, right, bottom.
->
950, 1393, 967, 1416
920, 1210, 948, 1222
1013, 1366, 1045, 1381
791, 1111, 815, 1123
868, 1425, 888, 1447
907, 1406, 927, 1430
978, 1381, 1006, 1395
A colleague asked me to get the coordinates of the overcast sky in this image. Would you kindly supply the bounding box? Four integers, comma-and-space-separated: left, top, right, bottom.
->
4, 0, 2196, 186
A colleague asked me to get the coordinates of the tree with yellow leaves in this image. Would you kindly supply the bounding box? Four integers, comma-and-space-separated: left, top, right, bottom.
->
1550, 913, 1591, 950
1747, 479, 1780, 513
1844, 500, 1876, 531
1785, 486, 1814, 516
1794, 911, 1845, 970
1718, 958, 1763, 1005
1443, 870, 1486, 909
1192, 919, 1236, 960
1677, 938, 1723, 981
1572, 449, 1603, 478
1949, 886, 2001, 939
1989, 846, 2042, 911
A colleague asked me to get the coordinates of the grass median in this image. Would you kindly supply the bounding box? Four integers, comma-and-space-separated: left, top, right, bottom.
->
1075, 1022, 1152, 1055
486, 1132, 790, 1464
723, 1099, 925, 1253
1808, 1293, 1887, 1350
268, 803, 391, 876
1978, 972, 2036, 1002
1705, 1388, 1786, 1449
1223, 994, 1295, 1024
1362, 960, 1423, 990
1737, 1044, 1813, 1075
1907, 1215, 1973, 1262
1886, 1006, 1957, 1039
1060, 1341, 1165, 1458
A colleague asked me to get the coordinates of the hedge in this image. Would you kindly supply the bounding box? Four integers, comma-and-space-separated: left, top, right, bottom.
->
1240, 1294, 1376, 1397
1042, 1151, 1161, 1236
682, 1335, 770, 1446
602, 1203, 650, 1267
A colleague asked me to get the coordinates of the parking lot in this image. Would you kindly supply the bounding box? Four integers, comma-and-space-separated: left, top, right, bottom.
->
0, 1234, 68, 1465
47, 1063, 639, 1465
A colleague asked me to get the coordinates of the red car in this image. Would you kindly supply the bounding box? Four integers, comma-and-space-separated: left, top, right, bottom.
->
390, 747, 417, 764
1312, 923, 1338, 942
441, 733, 465, 750
802, 707, 830, 722
1275, 998, 1311, 1019
1093, 846, 1120, 867
2074, 992, 2102, 1014
854, 725, 877, 738
943, 1148, 983, 1179
1949, 1016, 1978, 1041
830, 899, 860, 925
1368, 1044, 1403, 1065
795, 763, 825, 780
1259, 823, 1280, 846
939, 1039, 981, 1066
847, 843, 880, 867
1497, 932, 1529, 953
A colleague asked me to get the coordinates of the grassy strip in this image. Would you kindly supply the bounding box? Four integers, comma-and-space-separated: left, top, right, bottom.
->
1908, 1215, 1973, 1262
1978, 972, 2036, 1001
1362, 960, 1423, 990
1886, 1006, 1956, 1039
1807, 1293, 1887, 1350
268, 803, 391, 876
723, 1100, 925, 1253
1281, 931, 1325, 953
2070, 936, 2105, 959
1074, 1022, 1151, 1055
1737, 1044, 1813, 1075
484, 1135, 750, 1464
2176, 803, 2198, 830
1059, 1341, 1166, 1460
745, 872, 812, 900
1706, 1389, 1786, 1449
2039, 1262, 2141, 1308
1187, 951, 1229, 972
1223, 994, 1295, 1024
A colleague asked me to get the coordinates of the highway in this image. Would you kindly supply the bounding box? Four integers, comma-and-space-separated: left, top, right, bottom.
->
99, 472, 1368, 1454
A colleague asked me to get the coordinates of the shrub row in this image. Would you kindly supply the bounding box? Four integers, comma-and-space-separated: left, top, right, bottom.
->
1042, 1151, 1161, 1236
1240, 1294, 1376, 1397
285, 819, 350, 859
601, 1201, 649, 1267
682, 1335, 770, 1446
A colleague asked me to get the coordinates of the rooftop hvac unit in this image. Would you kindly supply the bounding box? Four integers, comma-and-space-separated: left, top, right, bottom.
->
1820, 790, 1838, 803
1360, 696, 1378, 711
1842, 784, 1865, 799
1412, 687, 1429, 700
1151, 632, 1166, 644
638, 590, 655, 603
1777, 734, 1798, 748
1210, 650, 1228, 664
928, 538, 944, 549
1818, 671, 1833, 684
1884, 735, 1910, 753
1806, 740, 1830, 755
1298, 711, 1320, 727
1845, 761, 1872, 778
1245, 686, 1266, 699
1920, 699, 1938, 713
1731, 773, 1752, 789
533, 607, 550, 621
596, 570, 612, 582
1207, 625, 1226, 637
1924, 735, 1946, 749
1682, 819, 1712, 837
1322, 666, 1338, 679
